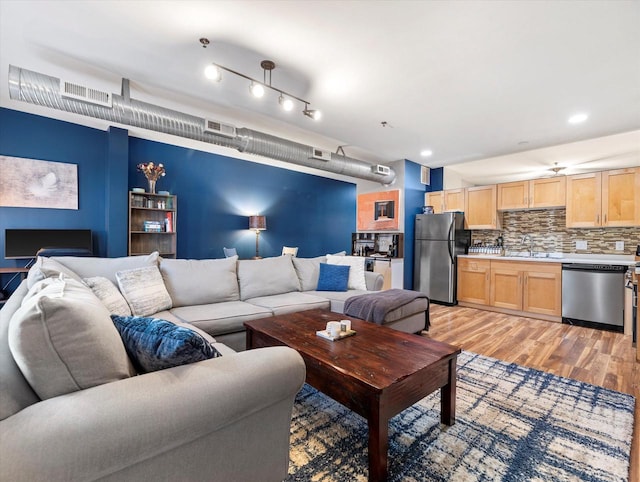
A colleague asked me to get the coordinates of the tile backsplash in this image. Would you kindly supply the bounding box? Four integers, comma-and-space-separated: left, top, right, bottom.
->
471, 209, 639, 255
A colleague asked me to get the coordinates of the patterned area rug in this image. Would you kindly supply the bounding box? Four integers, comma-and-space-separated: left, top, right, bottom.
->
287, 351, 634, 482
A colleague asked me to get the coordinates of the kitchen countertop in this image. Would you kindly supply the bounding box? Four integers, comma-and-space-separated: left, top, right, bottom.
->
459, 253, 636, 267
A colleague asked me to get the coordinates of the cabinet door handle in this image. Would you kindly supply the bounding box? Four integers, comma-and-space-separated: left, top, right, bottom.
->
596, 214, 600, 224
604, 214, 607, 224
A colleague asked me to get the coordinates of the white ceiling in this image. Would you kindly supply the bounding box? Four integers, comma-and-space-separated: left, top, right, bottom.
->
1, 0, 639, 185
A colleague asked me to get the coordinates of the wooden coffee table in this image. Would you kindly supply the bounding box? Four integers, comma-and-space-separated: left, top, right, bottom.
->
244, 309, 461, 482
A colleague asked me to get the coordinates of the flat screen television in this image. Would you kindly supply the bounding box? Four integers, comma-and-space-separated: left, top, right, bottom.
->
4, 229, 93, 259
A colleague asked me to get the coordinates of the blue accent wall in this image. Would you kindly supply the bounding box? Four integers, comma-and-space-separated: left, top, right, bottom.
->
128, 137, 355, 259
0, 109, 110, 266
0, 108, 356, 286
403, 160, 429, 289
428, 167, 444, 192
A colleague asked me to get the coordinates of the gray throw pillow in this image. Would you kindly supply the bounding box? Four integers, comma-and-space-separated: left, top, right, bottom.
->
84, 276, 132, 316
292, 256, 327, 291
116, 265, 172, 317
8, 278, 134, 400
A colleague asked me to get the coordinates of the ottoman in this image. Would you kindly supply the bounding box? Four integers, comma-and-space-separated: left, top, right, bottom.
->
343, 289, 430, 334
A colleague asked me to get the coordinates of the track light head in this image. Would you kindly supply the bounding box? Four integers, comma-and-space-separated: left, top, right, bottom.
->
204, 64, 222, 82
303, 107, 322, 121
250, 82, 265, 98
279, 95, 294, 111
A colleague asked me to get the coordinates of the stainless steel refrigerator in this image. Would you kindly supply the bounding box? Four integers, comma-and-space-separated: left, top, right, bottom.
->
414, 212, 470, 305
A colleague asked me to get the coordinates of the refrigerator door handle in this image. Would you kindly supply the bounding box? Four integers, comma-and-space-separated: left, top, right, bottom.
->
447, 219, 455, 265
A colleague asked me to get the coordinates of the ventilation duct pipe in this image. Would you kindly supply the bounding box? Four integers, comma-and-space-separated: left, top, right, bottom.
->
8, 65, 396, 184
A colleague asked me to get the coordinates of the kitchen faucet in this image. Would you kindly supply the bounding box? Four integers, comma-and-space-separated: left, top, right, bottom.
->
521, 235, 534, 256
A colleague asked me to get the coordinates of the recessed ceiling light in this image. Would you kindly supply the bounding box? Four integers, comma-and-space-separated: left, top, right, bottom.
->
420, 150, 433, 157
568, 113, 588, 124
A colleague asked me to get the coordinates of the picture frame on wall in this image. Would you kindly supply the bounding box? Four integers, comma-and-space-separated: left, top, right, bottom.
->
357, 190, 400, 231
0, 156, 78, 210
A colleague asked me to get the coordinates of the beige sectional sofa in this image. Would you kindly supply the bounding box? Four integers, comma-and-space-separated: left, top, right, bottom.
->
1, 251, 412, 481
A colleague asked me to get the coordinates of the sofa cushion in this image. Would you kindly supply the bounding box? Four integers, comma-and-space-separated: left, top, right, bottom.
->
292, 256, 326, 291
316, 263, 350, 291
84, 276, 132, 316
26, 257, 84, 289
326, 255, 367, 290
116, 265, 172, 316
53, 251, 160, 285
237, 256, 301, 301
170, 301, 273, 337
160, 256, 239, 307
8, 277, 134, 400
111, 315, 222, 373
246, 292, 330, 316
306, 289, 372, 313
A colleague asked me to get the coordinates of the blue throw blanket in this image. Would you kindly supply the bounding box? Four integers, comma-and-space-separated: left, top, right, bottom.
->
343, 289, 429, 327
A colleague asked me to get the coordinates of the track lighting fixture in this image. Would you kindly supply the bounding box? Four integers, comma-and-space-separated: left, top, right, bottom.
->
204, 64, 222, 82
303, 104, 322, 121
279, 95, 294, 112
199, 38, 320, 120
250, 82, 265, 98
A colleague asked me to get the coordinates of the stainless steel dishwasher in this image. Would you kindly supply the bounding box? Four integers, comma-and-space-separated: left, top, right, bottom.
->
562, 263, 626, 332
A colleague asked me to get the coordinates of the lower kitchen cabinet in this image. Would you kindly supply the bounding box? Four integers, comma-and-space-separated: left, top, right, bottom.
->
459, 257, 562, 321
458, 258, 491, 305
490, 260, 562, 317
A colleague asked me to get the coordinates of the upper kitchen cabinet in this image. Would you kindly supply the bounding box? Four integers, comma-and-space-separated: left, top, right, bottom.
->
425, 188, 465, 213
566, 168, 639, 227
497, 177, 566, 210
602, 167, 640, 227
425, 191, 443, 213
443, 188, 466, 212
465, 184, 500, 229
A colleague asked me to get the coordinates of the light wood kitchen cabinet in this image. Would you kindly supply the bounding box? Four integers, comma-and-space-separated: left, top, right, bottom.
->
601, 167, 640, 227
457, 258, 491, 305
566, 167, 639, 227
443, 188, 465, 212
465, 184, 500, 229
425, 188, 465, 213
425, 191, 443, 213
490, 260, 561, 316
529, 177, 566, 208
522, 264, 562, 317
490, 261, 523, 310
498, 177, 566, 210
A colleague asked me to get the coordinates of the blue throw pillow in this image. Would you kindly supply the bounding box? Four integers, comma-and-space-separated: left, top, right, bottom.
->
111, 315, 221, 373
316, 263, 350, 292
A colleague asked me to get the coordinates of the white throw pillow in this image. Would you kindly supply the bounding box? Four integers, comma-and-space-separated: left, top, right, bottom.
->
84, 276, 132, 316
116, 265, 172, 316
326, 255, 367, 291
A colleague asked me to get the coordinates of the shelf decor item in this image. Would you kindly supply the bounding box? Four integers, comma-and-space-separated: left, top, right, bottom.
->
137, 162, 166, 194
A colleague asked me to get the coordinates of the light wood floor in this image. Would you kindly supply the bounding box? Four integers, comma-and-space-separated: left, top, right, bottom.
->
424, 304, 639, 482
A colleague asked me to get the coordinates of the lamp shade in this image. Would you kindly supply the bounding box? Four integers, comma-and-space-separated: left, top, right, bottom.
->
249, 215, 267, 231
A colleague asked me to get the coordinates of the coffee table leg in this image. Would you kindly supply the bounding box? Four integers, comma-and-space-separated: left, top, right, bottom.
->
368, 407, 388, 482
441, 356, 457, 425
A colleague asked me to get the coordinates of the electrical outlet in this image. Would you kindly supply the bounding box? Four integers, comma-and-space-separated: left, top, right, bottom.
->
615, 241, 624, 251
576, 240, 587, 250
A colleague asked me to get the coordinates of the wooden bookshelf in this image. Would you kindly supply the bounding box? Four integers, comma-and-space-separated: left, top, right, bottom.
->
128, 191, 177, 258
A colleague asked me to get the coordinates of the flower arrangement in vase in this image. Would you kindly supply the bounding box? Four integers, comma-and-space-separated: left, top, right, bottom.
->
137, 162, 166, 194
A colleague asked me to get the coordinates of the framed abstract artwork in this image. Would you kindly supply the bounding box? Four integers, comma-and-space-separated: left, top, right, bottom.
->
0, 156, 78, 209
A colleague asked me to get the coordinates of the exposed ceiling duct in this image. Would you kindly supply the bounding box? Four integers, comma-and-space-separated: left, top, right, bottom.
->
8, 65, 396, 184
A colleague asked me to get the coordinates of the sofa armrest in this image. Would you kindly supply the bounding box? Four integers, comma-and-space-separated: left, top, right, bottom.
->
365, 271, 384, 291
0, 346, 306, 482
